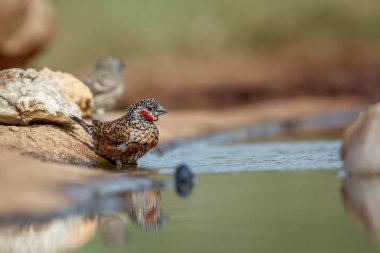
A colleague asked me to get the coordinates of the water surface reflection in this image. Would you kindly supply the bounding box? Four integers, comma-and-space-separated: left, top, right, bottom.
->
0, 189, 164, 253
342, 176, 380, 244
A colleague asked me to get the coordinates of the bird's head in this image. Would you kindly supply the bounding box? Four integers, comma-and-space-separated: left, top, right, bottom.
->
95, 57, 125, 73
127, 98, 167, 122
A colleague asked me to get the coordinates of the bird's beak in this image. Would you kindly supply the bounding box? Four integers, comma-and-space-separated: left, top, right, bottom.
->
156, 104, 167, 116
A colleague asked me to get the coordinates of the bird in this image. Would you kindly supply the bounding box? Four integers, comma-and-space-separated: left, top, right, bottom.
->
82, 57, 126, 114
70, 98, 167, 168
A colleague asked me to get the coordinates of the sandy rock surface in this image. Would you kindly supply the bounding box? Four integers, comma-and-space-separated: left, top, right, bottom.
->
0, 124, 111, 168
0, 68, 82, 125
341, 103, 380, 174
39, 67, 94, 117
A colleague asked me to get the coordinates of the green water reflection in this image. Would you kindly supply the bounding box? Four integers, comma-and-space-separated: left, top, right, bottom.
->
77, 171, 378, 253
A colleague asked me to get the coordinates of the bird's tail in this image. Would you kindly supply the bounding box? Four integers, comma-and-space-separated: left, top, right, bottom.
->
69, 115, 95, 138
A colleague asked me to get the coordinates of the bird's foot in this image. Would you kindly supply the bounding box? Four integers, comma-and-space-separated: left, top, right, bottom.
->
125, 162, 138, 167
115, 160, 138, 170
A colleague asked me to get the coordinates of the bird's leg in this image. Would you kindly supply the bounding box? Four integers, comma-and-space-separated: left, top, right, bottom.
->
115, 159, 123, 169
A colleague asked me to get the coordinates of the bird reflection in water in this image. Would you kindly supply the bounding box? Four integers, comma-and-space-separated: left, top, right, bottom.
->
98, 189, 164, 246
0, 164, 195, 252
0, 189, 163, 253
341, 175, 380, 243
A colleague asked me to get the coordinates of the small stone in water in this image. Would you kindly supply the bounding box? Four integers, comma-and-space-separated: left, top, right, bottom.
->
174, 164, 195, 197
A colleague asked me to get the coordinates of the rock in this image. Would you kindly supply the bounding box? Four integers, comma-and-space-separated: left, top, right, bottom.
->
0, 68, 81, 125
0, 215, 97, 253
39, 67, 94, 117
341, 103, 380, 174
0, 0, 55, 68
0, 124, 111, 168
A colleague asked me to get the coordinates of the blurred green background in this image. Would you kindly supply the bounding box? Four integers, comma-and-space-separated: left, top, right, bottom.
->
33, 0, 380, 73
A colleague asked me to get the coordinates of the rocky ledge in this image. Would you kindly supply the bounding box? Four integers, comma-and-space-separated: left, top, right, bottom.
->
0, 68, 93, 125
0, 124, 111, 168
0, 67, 106, 167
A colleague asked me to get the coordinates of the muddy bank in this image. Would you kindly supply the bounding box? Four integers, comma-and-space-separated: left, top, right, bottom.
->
0, 152, 164, 222
0, 153, 102, 215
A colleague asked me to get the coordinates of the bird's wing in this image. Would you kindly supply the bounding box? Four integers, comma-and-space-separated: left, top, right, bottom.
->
92, 120, 133, 144
83, 71, 120, 95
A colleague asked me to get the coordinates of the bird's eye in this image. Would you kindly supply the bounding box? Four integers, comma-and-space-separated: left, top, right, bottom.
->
147, 106, 153, 111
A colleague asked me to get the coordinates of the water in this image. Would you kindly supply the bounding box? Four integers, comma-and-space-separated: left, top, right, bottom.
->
139, 139, 342, 173
76, 171, 378, 253
76, 139, 379, 253
2, 138, 380, 253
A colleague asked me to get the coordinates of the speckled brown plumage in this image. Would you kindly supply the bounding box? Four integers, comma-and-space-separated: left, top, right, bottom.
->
70, 98, 167, 167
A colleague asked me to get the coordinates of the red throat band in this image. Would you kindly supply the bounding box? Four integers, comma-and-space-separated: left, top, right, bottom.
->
140, 110, 157, 121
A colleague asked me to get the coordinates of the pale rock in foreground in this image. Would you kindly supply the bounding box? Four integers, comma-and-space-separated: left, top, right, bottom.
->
0, 215, 96, 253
341, 103, 380, 174
0, 68, 81, 125
39, 67, 94, 117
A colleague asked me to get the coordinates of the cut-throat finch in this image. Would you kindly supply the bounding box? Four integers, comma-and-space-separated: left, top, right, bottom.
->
70, 98, 167, 167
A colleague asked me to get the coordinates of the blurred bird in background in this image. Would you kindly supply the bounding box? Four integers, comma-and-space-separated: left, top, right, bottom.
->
82, 57, 126, 114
